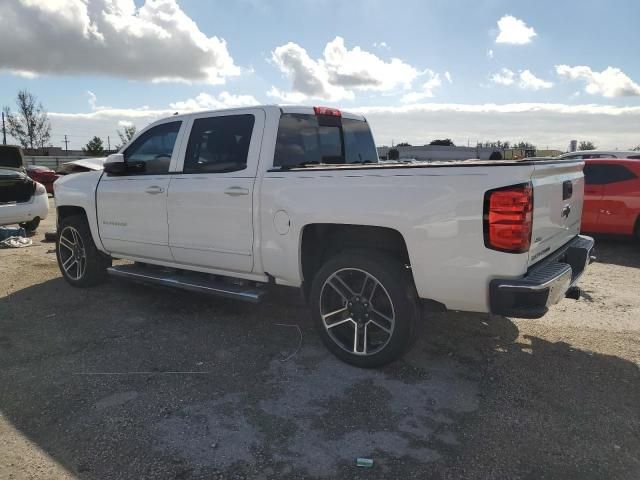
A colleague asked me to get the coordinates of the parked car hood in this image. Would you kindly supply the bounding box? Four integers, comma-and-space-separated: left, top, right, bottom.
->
57, 157, 106, 175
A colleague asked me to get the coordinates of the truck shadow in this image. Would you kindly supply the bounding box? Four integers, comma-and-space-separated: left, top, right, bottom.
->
0, 278, 638, 479
589, 235, 640, 268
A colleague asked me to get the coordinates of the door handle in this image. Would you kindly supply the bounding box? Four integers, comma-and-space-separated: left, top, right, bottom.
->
224, 186, 249, 196
145, 186, 164, 195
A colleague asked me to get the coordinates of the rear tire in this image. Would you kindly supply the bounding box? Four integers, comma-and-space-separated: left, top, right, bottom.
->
309, 251, 418, 368
19, 217, 40, 232
56, 215, 111, 287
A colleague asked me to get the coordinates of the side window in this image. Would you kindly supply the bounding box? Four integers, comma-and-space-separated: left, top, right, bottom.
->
274, 114, 322, 167
123, 121, 181, 175
584, 164, 637, 185
183, 115, 255, 174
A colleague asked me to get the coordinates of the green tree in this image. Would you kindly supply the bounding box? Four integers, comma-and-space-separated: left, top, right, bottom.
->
83, 136, 105, 156
396, 142, 412, 147
512, 141, 537, 150
3, 90, 51, 149
116, 124, 137, 149
429, 138, 455, 146
631, 145, 640, 151
578, 141, 596, 151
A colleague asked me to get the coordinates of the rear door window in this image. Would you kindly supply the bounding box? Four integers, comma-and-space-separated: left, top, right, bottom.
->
183, 115, 255, 174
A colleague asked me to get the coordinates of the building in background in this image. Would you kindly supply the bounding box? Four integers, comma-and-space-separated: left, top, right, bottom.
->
377, 145, 562, 161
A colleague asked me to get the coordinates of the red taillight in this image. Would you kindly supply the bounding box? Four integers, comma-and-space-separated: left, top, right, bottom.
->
484, 183, 533, 253
313, 106, 341, 117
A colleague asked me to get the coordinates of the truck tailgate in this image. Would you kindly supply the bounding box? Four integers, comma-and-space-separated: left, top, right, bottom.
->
528, 160, 584, 267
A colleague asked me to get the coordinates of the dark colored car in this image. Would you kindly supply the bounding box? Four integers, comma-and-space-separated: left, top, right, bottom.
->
26, 165, 59, 194
582, 158, 640, 239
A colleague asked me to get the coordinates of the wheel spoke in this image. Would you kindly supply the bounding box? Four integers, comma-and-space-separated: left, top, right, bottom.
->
371, 307, 393, 333
327, 275, 356, 301
71, 228, 80, 245
322, 306, 348, 321
368, 319, 392, 335
353, 323, 367, 354
59, 235, 75, 252
326, 317, 354, 330
62, 255, 77, 273
368, 282, 377, 302
360, 275, 370, 296
77, 256, 85, 278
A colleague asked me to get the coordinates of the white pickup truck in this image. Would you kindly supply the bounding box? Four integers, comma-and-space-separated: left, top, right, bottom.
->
54, 105, 594, 367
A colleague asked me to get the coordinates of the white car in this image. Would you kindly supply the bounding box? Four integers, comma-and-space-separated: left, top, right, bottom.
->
559, 150, 640, 160
0, 145, 48, 232
54, 105, 594, 367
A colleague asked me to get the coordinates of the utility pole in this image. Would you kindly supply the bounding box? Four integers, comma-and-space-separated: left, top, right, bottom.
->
2, 111, 6, 145
107, 135, 111, 152
62, 135, 69, 154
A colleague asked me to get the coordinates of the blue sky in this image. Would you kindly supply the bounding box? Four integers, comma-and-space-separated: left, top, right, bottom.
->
1, 0, 639, 149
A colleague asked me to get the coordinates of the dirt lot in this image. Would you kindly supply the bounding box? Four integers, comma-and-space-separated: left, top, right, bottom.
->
1, 200, 639, 479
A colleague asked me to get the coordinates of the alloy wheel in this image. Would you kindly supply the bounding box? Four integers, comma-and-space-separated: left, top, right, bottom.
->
58, 226, 87, 281
319, 268, 395, 356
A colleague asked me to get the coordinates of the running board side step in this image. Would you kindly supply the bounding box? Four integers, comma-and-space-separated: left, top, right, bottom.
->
107, 264, 266, 303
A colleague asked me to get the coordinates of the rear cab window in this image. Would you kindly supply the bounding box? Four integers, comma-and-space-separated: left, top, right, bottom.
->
273, 112, 378, 168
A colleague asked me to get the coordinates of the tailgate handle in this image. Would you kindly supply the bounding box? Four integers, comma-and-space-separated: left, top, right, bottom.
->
562, 180, 573, 200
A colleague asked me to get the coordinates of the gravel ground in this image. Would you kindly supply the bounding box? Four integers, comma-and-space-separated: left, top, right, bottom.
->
0, 199, 638, 479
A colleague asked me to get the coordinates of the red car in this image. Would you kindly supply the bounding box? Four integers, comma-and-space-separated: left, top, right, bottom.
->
25, 165, 59, 195
582, 158, 640, 239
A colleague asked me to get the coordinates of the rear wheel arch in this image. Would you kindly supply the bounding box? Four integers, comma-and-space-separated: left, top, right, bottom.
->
299, 223, 414, 299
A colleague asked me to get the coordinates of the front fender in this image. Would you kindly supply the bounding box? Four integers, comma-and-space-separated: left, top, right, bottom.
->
54, 171, 107, 253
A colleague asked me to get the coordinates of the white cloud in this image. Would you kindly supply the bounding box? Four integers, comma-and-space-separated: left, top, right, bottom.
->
0, 0, 240, 84
491, 69, 552, 90
487, 49, 494, 59
444, 71, 452, 83
491, 68, 515, 86
518, 70, 553, 90
555, 65, 640, 97
8, 69, 38, 79
45, 99, 640, 151
355, 103, 640, 150
169, 92, 259, 111
373, 41, 390, 50
266, 87, 309, 104
401, 71, 443, 103
270, 36, 421, 101
495, 15, 537, 45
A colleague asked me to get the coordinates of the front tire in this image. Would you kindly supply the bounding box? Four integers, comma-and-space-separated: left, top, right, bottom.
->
309, 251, 418, 368
56, 215, 111, 287
19, 217, 40, 232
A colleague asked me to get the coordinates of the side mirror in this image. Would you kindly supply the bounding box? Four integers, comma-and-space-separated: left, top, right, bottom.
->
103, 153, 126, 175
